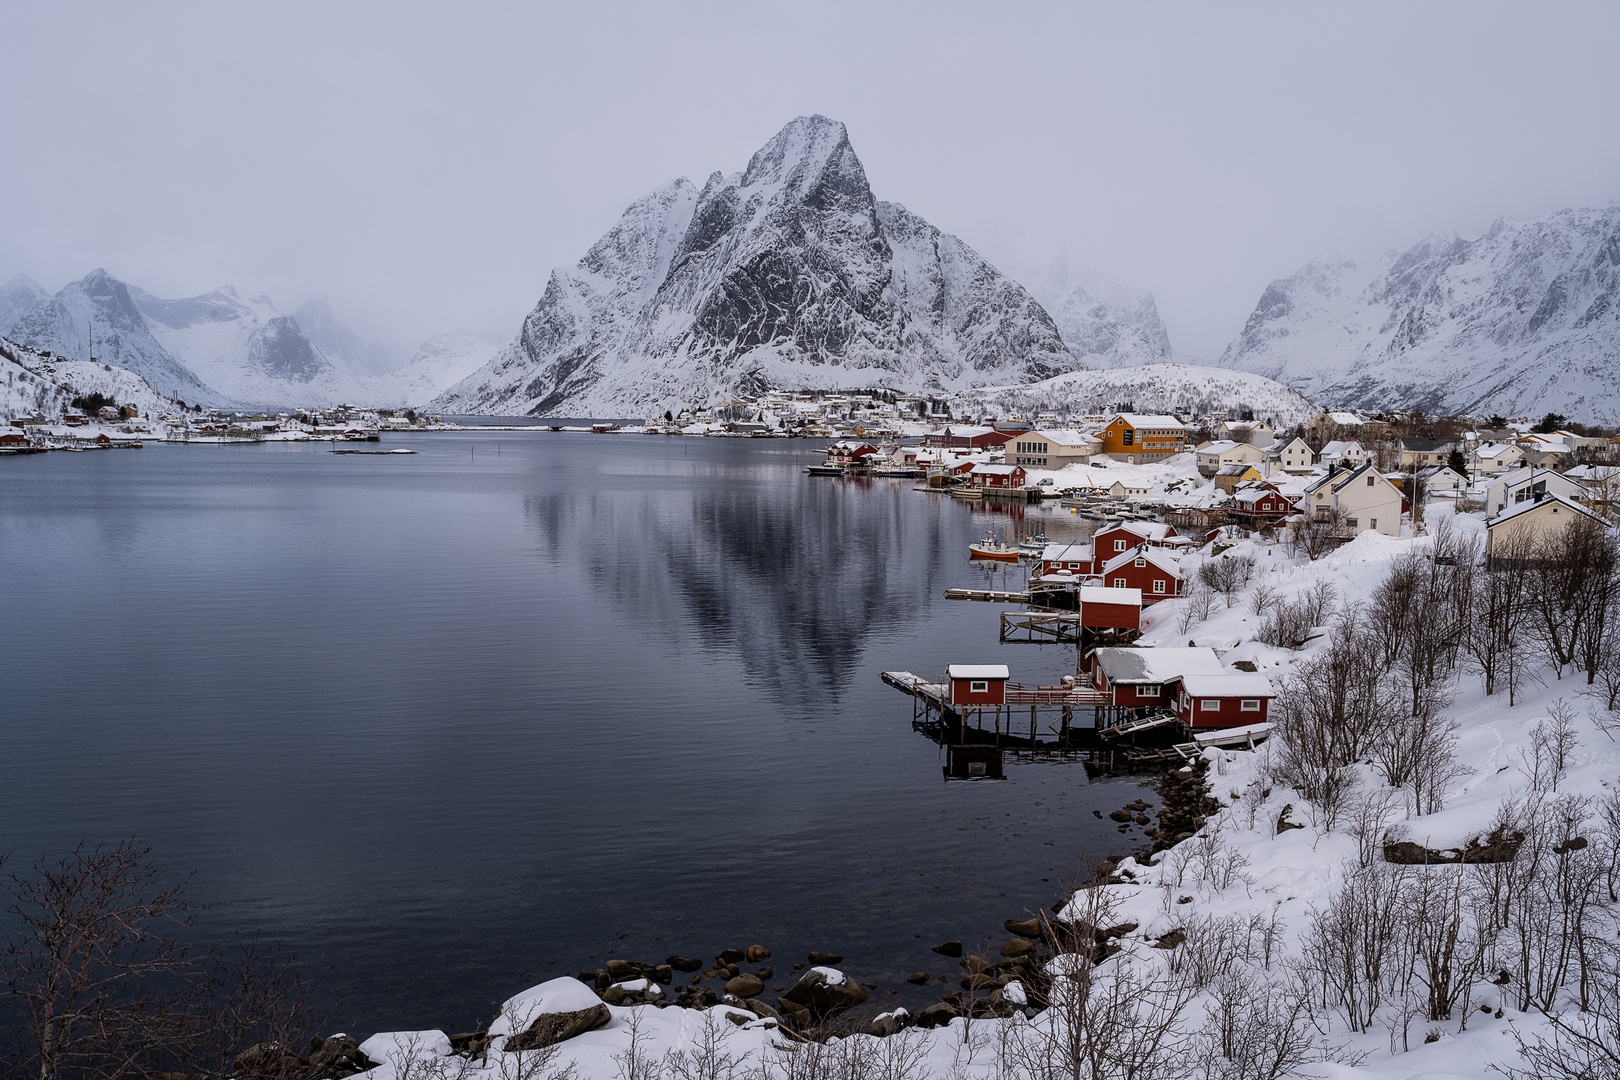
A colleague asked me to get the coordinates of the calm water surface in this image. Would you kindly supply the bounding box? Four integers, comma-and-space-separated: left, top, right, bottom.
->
0, 432, 1146, 1031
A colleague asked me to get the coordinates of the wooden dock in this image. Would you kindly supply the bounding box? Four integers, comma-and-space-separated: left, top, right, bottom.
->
945, 588, 1030, 603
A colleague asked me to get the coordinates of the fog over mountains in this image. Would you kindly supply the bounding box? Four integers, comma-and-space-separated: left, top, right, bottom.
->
1217, 200, 1620, 422
5, 118, 1618, 421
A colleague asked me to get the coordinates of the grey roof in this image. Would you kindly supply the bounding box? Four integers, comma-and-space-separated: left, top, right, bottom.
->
1093, 646, 1224, 683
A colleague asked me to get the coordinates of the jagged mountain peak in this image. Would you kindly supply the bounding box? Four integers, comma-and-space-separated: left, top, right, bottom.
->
0, 273, 48, 335
435, 117, 1075, 416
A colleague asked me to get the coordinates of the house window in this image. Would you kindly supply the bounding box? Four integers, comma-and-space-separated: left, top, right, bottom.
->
1135, 557, 1146, 567
1113, 577, 1127, 588
1114, 539, 1127, 551
1367, 475, 1375, 486
1138, 684, 1161, 697
1370, 518, 1378, 530
970, 680, 988, 693
1241, 699, 1261, 711
968, 761, 986, 776
1201, 700, 1220, 711
1068, 562, 1081, 569
1347, 517, 1359, 527
1153, 579, 1166, 593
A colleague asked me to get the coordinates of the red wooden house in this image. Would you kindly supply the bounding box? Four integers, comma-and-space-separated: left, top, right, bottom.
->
1090, 647, 1224, 710
1091, 520, 1178, 561
828, 441, 879, 465
1227, 482, 1295, 527
0, 431, 27, 446
946, 664, 1010, 706
1169, 672, 1276, 729
970, 463, 1027, 489
1039, 543, 1094, 576
1077, 586, 1142, 631
922, 426, 1017, 450
1100, 545, 1185, 602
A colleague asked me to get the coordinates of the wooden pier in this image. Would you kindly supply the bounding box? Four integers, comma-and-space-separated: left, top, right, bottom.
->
945, 588, 1030, 603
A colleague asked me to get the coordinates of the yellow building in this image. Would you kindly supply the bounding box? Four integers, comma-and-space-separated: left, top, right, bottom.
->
1098, 414, 1187, 464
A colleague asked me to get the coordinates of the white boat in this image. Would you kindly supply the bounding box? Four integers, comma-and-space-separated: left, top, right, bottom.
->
968, 531, 1021, 561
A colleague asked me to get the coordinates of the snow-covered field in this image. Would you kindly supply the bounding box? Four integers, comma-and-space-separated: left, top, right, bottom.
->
343, 505, 1619, 1079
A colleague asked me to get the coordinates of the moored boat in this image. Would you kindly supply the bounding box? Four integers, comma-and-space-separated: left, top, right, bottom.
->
968, 531, 1021, 561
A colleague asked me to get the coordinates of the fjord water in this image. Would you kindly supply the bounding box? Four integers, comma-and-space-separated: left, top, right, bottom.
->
0, 433, 1142, 1031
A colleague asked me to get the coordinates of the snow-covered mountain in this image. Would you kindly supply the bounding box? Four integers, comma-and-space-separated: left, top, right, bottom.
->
293, 298, 403, 377
0, 273, 48, 335
372, 316, 510, 410
434, 115, 1078, 417
1020, 264, 1174, 368
957, 363, 1317, 427
7, 270, 223, 405
1216, 200, 1620, 421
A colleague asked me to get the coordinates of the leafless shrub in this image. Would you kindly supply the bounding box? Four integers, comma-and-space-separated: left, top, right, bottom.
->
1497, 941, 1620, 1080
1298, 862, 1409, 1032
661, 1010, 742, 1080
1178, 579, 1217, 633
1199, 554, 1257, 608
1192, 970, 1327, 1080
1347, 785, 1399, 868
491, 998, 577, 1080
1520, 700, 1580, 793
1247, 583, 1280, 617
612, 1008, 659, 1080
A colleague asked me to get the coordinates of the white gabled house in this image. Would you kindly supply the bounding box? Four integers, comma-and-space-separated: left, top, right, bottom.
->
1416, 464, 1469, 496
1268, 436, 1318, 475
1301, 462, 1404, 538
1317, 439, 1367, 470
1482, 466, 1585, 517
1195, 440, 1268, 477
1471, 442, 1526, 478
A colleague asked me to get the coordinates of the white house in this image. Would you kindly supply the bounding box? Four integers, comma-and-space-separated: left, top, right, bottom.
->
1268, 436, 1318, 475
1471, 442, 1526, 478
1317, 440, 1368, 470
1416, 464, 1469, 496
1483, 466, 1585, 517
1196, 439, 1268, 477
1301, 463, 1404, 538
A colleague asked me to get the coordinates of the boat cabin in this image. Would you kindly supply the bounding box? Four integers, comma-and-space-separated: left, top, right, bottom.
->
946, 664, 1010, 706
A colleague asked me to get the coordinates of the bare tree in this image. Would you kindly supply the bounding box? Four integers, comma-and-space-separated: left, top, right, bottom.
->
0, 842, 205, 1080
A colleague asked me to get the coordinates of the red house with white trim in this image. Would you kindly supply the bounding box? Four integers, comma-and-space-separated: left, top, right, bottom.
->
1091, 520, 1178, 562
828, 441, 879, 464
1090, 647, 1224, 710
1169, 672, 1276, 729
946, 664, 1010, 706
1040, 543, 1095, 576
1100, 545, 1185, 603
971, 463, 1027, 489
1227, 482, 1294, 526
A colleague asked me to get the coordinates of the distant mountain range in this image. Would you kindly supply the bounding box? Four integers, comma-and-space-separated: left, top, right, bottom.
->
1215, 201, 1620, 422
0, 271, 503, 411
8, 117, 1618, 421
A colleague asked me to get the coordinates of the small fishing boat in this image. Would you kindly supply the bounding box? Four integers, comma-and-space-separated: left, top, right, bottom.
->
1016, 533, 1051, 554
969, 531, 1021, 561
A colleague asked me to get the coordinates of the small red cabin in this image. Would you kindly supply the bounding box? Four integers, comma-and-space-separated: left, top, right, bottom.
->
1170, 672, 1276, 729
1228, 483, 1294, 525
829, 441, 879, 464
1040, 543, 1094, 577
970, 464, 1026, 489
0, 432, 27, 446
64, 415, 88, 426
94, 433, 111, 444
946, 664, 1010, 706
1100, 545, 1185, 603
1078, 586, 1142, 631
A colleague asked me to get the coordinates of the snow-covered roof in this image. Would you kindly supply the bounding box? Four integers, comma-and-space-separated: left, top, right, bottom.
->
1112, 413, 1184, 429
1033, 429, 1100, 447
1079, 586, 1141, 606
1474, 442, 1522, 459
1233, 487, 1287, 506
1093, 647, 1223, 683
971, 463, 1023, 475
1318, 439, 1362, 457
1215, 463, 1259, 476
1199, 440, 1242, 454
1485, 491, 1607, 529
1040, 543, 1091, 561
1102, 544, 1183, 576
1098, 519, 1174, 541
1175, 672, 1276, 698
946, 664, 1010, 680
1325, 411, 1362, 425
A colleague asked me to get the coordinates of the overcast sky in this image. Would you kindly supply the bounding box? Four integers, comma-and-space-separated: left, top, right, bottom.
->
3, 1, 1618, 359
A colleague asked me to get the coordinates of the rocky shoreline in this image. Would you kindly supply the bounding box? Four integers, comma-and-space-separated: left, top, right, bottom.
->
301, 761, 1224, 1066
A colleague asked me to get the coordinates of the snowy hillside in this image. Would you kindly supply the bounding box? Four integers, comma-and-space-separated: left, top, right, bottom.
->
957, 362, 1317, 426
369, 316, 509, 409
1217, 199, 1620, 421
433, 115, 1080, 417
0, 336, 181, 420
7, 270, 224, 405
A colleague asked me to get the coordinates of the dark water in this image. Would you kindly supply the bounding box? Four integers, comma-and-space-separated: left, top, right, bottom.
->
0, 433, 1146, 1033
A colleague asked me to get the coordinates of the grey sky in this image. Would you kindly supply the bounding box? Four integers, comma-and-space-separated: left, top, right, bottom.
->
3, 1, 1617, 359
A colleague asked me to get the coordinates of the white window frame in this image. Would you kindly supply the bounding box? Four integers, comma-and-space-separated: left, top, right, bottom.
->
1153, 579, 1166, 593
1201, 699, 1220, 711
1114, 539, 1127, 551
1241, 699, 1261, 711
1113, 577, 1127, 588
1137, 684, 1161, 697
970, 680, 988, 693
